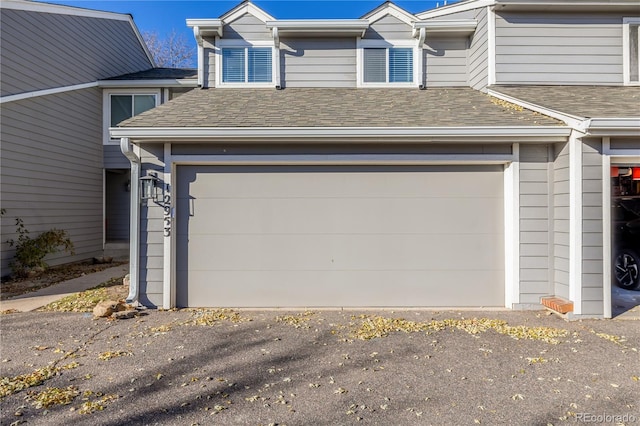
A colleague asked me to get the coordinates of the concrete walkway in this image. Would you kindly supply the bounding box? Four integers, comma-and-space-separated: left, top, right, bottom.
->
0, 264, 129, 312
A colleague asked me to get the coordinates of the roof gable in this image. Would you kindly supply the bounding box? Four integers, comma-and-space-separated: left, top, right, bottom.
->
220, 1, 275, 24
362, 2, 417, 26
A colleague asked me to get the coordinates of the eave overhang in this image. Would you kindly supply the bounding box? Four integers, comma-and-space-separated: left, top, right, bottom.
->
186, 19, 223, 42
98, 79, 198, 88
586, 118, 640, 137
413, 19, 478, 35
110, 126, 571, 144
265, 20, 370, 37
494, 0, 640, 12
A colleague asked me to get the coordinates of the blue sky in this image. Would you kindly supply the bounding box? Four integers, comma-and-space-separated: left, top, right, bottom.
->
45, 1, 446, 36
44, 1, 448, 66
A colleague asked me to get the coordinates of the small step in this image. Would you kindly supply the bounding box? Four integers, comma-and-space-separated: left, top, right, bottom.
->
104, 241, 129, 260
541, 296, 574, 314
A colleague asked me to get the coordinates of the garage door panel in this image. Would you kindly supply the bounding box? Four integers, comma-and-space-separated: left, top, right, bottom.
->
181, 234, 503, 271
179, 197, 503, 236
176, 165, 504, 308
178, 165, 503, 199
179, 270, 503, 308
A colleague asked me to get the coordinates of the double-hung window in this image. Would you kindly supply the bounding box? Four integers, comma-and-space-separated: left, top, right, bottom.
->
360, 45, 415, 86
623, 18, 640, 85
221, 47, 273, 84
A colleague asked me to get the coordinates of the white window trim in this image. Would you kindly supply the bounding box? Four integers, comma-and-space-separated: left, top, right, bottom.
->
103, 89, 160, 145
357, 39, 419, 88
623, 17, 640, 86
215, 39, 276, 88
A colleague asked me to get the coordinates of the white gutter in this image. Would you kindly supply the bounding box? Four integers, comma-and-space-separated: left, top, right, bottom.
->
265, 19, 369, 36
98, 79, 198, 88
120, 138, 140, 305
413, 19, 478, 33
186, 19, 223, 87
110, 126, 571, 142
487, 89, 589, 131
488, 89, 640, 136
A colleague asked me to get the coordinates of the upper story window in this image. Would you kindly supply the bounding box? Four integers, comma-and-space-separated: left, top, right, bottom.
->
363, 48, 413, 83
110, 94, 156, 126
103, 90, 160, 144
358, 41, 417, 88
623, 18, 640, 85
222, 47, 272, 83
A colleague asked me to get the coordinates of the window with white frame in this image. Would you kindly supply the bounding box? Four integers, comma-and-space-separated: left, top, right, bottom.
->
623, 18, 640, 85
221, 47, 273, 84
363, 47, 413, 83
103, 90, 159, 143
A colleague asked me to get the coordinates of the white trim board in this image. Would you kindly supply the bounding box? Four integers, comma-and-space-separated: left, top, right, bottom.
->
0, 81, 98, 104
1, 0, 131, 21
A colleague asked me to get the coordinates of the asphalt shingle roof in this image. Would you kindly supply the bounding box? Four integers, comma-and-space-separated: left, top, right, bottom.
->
107, 68, 197, 80
491, 85, 640, 119
119, 87, 563, 128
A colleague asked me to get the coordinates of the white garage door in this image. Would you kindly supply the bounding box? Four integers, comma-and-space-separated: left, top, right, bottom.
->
176, 165, 504, 307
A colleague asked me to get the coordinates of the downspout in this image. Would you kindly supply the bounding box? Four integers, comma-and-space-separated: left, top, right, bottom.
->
417, 27, 426, 89
120, 137, 140, 305
272, 27, 282, 89
193, 26, 204, 87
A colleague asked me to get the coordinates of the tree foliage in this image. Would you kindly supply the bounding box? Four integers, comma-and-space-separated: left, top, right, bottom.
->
142, 29, 196, 68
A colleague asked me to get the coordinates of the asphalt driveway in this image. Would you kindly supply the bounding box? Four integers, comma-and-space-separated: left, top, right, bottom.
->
1, 309, 638, 425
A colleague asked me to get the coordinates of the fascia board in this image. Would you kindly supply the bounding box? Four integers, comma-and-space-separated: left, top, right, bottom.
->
110, 126, 571, 142
587, 118, 640, 136
363, 3, 418, 26
98, 79, 198, 88
265, 19, 369, 36
416, 0, 495, 19
220, 2, 275, 23
186, 19, 223, 37
414, 19, 478, 33
487, 89, 588, 131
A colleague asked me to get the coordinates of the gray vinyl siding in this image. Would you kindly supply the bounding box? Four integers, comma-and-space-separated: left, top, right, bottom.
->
424, 36, 468, 87
610, 137, 640, 150
223, 13, 271, 40
139, 144, 165, 308
553, 142, 570, 299
469, 7, 489, 90
0, 9, 152, 97
495, 12, 624, 85
280, 38, 356, 88
519, 144, 552, 305
0, 88, 104, 275
104, 145, 130, 169
582, 140, 604, 316
363, 15, 412, 40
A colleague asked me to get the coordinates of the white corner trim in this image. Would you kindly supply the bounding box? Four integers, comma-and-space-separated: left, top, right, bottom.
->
487, 6, 496, 86
569, 133, 583, 315
601, 138, 612, 318
0, 81, 98, 104
163, 143, 173, 310
622, 17, 640, 85
504, 143, 520, 308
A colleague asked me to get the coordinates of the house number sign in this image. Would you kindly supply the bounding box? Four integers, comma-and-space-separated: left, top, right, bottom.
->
163, 190, 171, 237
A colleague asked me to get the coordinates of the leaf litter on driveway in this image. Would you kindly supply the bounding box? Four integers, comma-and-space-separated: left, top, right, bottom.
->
1, 309, 638, 425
